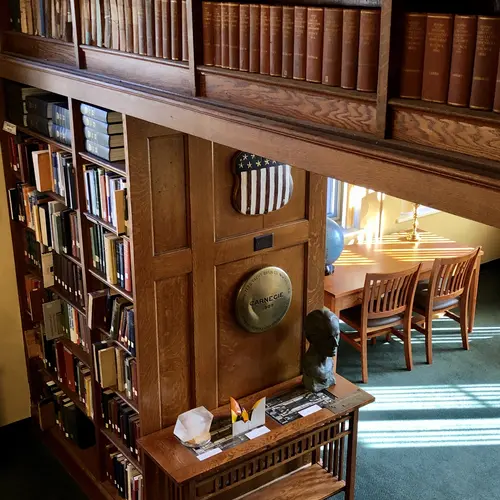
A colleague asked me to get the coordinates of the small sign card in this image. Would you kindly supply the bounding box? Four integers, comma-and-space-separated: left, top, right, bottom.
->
245, 426, 270, 440
298, 404, 322, 417
3, 121, 17, 135
196, 448, 222, 461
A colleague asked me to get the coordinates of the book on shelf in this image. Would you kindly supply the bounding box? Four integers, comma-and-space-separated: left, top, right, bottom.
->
201, 2, 380, 93
43, 380, 95, 447
82, 115, 124, 135
105, 444, 143, 498
80, 103, 123, 124
83, 164, 128, 233
83, 127, 125, 148
85, 140, 125, 162
52, 252, 85, 308
322, 8, 343, 86
89, 223, 132, 292
9, 0, 73, 41
26, 93, 67, 120
447, 15, 477, 107
4, 82, 50, 127
470, 16, 500, 110
399, 12, 500, 113
77, 0, 188, 60
421, 14, 454, 103
101, 390, 140, 459
93, 341, 138, 401
42, 298, 90, 350
356, 9, 380, 92
341, 8, 360, 90
32, 150, 52, 192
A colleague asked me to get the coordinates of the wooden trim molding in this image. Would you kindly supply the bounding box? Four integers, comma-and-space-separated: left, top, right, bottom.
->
3, 55, 500, 228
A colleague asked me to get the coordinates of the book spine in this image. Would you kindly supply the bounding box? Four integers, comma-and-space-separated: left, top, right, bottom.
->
104, 0, 112, 48
221, 2, 229, 68
81, 103, 111, 123
170, 0, 181, 60
356, 9, 380, 92
86, 141, 112, 161
110, 0, 120, 50
494, 57, 500, 112
400, 13, 427, 99
282, 6, 294, 78
181, 0, 188, 61
341, 8, 360, 89
306, 7, 324, 83
84, 127, 114, 147
145, 0, 154, 55
249, 4, 260, 73
270, 6, 282, 77
118, 0, 126, 50
161, 0, 171, 59
293, 6, 307, 80
124, 239, 132, 292
214, 2, 222, 67
132, 0, 138, 52
322, 8, 342, 86
124, 0, 132, 52
137, 0, 146, 54
447, 16, 477, 107
228, 3, 239, 70
27, 114, 51, 136
202, 1, 214, 65
239, 4, 250, 71
259, 5, 270, 75
421, 14, 453, 103
155, 0, 162, 57
470, 16, 500, 110
91, 0, 98, 43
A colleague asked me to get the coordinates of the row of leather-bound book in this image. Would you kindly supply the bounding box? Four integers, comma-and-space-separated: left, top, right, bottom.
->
202, 3, 381, 92
400, 13, 500, 111
80, 0, 189, 61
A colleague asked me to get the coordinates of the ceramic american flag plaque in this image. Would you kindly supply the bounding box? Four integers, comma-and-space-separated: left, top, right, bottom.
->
232, 152, 294, 216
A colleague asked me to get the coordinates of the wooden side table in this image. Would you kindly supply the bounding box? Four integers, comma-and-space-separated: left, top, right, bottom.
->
139, 376, 374, 500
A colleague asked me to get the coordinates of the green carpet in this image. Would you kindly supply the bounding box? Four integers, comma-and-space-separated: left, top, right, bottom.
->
336, 261, 500, 500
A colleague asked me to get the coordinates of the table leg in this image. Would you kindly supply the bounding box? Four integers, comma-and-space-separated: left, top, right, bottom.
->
468, 266, 479, 333
344, 411, 359, 500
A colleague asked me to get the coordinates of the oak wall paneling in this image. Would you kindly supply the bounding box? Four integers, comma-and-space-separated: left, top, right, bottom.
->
125, 117, 193, 435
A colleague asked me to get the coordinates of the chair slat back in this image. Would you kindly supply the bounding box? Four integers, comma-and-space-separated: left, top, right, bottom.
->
362, 264, 422, 322
428, 247, 481, 304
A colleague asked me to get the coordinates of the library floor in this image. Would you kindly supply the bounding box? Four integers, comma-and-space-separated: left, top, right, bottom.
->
2, 262, 500, 500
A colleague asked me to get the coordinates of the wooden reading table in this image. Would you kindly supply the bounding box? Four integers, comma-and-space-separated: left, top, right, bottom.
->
139, 376, 373, 500
324, 231, 480, 330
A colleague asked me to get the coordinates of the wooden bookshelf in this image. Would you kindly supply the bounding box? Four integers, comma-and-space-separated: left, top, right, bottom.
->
88, 269, 133, 302
16, 124, 72, 152
79, 152, 126, 176
41, 367, 91, 419
83, 212, 123, 236
59, 337, 91, 367
3, 1, 500, 498
101, 428, 142, 472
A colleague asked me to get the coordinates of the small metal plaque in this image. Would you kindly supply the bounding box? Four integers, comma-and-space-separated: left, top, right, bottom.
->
236, 266, 292, 333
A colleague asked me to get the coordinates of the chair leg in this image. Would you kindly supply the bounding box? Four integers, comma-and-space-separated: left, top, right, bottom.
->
460, 299, 470, 351
425, 316, 433, 365
371, 337, 376, 346
360, 337, 368, 383
385, 332, 391, 342
404, 326, 413, 371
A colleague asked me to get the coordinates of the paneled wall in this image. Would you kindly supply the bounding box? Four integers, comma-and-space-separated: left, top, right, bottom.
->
125, 117, 326, 435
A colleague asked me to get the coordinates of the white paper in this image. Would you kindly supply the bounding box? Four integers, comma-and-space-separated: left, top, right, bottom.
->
3, 121, 16, 135
245, 426, 270, 440
196, 447, 222, 461
299, 404, 322, 417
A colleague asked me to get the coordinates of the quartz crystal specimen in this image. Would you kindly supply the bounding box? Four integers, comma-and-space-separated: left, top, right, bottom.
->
174, 406, 214, 448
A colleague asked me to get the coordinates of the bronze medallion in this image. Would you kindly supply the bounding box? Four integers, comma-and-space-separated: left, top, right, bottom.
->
235, 266, 292, 333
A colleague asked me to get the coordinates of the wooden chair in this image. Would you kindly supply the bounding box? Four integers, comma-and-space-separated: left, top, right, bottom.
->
340, 264, 422, 383
412, 247, 481, 365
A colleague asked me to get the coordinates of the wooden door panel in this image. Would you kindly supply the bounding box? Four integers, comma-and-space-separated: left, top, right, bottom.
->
216, 245, 305, 405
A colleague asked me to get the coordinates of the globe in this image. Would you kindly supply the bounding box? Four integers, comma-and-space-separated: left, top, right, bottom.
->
325, 218, 345, 275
